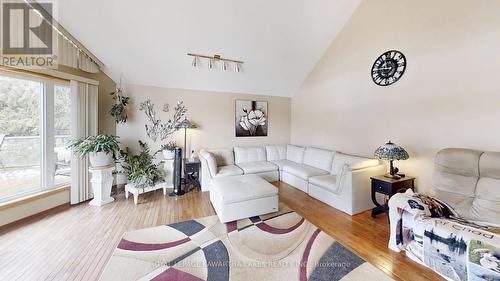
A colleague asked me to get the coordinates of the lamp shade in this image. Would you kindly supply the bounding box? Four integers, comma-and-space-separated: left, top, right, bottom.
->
374, 141, 409, 161
175, 118, 197, 129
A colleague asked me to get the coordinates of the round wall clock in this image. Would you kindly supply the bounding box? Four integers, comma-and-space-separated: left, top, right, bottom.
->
371, 50, 406, 86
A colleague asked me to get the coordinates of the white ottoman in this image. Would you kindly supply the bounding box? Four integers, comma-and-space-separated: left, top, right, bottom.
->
210, 175, 279, 223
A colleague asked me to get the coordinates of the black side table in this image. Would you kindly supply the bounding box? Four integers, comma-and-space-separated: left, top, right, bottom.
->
371, 175, 415, 218
184, 158, 201, 191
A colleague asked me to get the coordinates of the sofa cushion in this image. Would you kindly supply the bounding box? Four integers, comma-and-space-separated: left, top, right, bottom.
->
237, 161, 278, 174
309, 175, 338, 194
303, 147, 335, 171
431, 148, 481, 199
265, 145, 287, 161
283, 163, 328, 180
331, 153, 380, 176
200, 150, 218, 176
234, 146, 267, 164
271, 159, 296, 171
205, 148, 235, 166
474, 152, 500, 223
213, 165, 244, 178
211, 175, 278, 204
286, 145, 305, 163
430, 148, 483, 221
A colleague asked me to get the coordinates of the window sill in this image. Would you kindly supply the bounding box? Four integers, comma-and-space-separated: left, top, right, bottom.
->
0, 186, 70, 211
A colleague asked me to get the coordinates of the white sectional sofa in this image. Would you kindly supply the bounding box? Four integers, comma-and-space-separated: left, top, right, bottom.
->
199, 144, 386, 215
234, 147, 279, 182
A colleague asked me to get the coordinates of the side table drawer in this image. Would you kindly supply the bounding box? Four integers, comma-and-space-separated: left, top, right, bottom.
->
185, 163, 200, 173
372, 180, 392, 195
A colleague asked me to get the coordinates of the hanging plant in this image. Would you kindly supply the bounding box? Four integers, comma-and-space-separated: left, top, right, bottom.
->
139, 99, 187, 142
109, 87, 130, 124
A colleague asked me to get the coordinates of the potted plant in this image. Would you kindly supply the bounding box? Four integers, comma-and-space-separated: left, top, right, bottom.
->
109, 86, 130, 124
69, 134, 120, 167
161, 141, 176, 160
119, 141, 162, 190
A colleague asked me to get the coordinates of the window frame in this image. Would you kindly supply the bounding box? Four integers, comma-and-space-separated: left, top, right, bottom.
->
0, 70, 71, 203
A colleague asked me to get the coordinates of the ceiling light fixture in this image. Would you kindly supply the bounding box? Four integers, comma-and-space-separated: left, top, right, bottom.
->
187, 53, 244, 72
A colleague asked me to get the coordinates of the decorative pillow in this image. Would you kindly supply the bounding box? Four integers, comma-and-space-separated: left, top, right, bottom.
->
206, 149, 235, 166
200, 151, 218, 176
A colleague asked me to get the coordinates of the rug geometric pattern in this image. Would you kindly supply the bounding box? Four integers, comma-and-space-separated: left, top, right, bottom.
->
100, 204, 393, 281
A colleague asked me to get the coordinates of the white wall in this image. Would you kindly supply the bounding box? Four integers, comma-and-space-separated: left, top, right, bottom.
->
117, 84, 291, 155
291, 0, 500, 192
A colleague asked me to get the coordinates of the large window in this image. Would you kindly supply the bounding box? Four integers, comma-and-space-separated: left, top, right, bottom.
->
0, 72, 71, 202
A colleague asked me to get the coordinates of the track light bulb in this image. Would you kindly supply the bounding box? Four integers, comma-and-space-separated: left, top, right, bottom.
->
222, 61, 227, 71
208, 59, 214, 69
192, 56, 198, 67
235, 63, 241, 72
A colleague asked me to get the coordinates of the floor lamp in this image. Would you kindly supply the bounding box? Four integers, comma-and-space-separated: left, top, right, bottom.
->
175, 117, 197, 182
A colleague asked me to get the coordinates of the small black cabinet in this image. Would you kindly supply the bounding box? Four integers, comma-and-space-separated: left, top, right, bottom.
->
370, 175, 415, 218
184, 159, 201, 190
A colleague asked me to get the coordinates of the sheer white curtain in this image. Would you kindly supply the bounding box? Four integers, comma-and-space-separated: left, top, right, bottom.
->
70, 81, 98, 204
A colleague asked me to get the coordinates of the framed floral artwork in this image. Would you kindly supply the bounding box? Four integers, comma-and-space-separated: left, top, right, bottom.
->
235, 100, 268, 137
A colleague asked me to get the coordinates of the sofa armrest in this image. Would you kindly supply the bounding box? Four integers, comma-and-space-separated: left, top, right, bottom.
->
337, 164, 386, 193
199, 154, 214, 192
336, 164, 387, 214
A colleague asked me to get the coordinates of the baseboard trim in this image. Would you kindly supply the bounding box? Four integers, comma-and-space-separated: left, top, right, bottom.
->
0, 186, 70, 211
0, 202, 70, 233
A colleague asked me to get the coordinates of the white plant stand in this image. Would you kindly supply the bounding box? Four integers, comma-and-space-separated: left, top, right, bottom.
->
88, 165, 115, 207
125, 182, 169, 205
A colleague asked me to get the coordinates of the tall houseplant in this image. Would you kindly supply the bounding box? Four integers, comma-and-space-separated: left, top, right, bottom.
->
119, 141, 162, 189
69, 134, 120, 167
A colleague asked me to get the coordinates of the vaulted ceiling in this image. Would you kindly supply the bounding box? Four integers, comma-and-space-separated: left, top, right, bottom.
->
58, 0, 361, 97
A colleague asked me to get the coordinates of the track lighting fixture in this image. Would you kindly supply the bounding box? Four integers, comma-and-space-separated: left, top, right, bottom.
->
192, 56, 198, 67
187, 53, 244, 72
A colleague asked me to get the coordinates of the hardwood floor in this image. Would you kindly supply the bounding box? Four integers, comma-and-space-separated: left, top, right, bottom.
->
0, 182, 442, 281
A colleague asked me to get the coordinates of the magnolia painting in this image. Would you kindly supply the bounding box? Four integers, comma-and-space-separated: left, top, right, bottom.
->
235, 100, 268, 137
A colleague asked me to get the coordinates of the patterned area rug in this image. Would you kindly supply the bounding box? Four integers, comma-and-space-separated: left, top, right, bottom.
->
100, 205, 393, 281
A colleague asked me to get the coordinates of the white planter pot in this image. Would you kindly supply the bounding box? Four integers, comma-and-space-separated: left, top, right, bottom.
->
162, 149, 175, 160
89, 151, 113, 168
115, 161, 128, 185
115, 173, 128, 185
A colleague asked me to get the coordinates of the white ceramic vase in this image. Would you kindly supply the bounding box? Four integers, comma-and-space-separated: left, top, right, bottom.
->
114, 160, 128, 185
89, 151, 114, 168
162, 149, 175, 160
